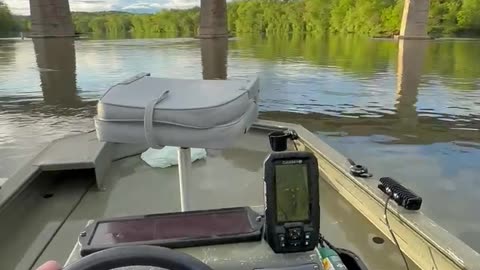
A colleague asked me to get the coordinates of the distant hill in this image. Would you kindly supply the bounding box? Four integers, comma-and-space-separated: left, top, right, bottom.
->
72, 11, 132, 16
11, 11, 137, 19
120, 7, 158, 14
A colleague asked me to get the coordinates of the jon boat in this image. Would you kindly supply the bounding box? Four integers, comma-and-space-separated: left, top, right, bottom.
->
0, 74, 478, 270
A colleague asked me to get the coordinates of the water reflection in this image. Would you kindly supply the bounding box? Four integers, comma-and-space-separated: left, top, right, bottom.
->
200, 38, 228, 79
234, 35, 479, 142
425, 41, 480, 90
261, 111, 479, 145
0, 40, 16, 68
0, 38, 96, 179
32, 38, 80, 106
395, 39, 428, 125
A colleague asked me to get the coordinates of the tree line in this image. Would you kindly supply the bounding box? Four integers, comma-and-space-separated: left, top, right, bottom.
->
2, 0, 480, 37
0, 1, 30, 36
74, 0, 480, 37
72, 10, 199, 38
0, 1, 18, 34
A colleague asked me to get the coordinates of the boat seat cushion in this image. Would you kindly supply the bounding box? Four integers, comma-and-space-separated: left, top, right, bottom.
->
95, 74, 260, 149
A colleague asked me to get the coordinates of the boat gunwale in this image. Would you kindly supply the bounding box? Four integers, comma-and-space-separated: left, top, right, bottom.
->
258, 119, 480, 270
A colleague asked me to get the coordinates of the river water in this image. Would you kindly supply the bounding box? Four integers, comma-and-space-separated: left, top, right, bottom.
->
0, 35, 479, 251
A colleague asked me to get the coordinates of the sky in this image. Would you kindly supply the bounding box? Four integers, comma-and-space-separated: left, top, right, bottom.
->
4, 0, 201, 15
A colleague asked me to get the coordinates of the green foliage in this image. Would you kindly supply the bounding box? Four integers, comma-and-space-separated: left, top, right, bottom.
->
0, 1, 17, 34
457, 0, 480, 34
329, 0, 353, 33
5, 0, 480, 37
70, 9, 200, 37
105, 14, 130, 33
428, 0, 462, 36
227, 0, 480, 36
227, 1, 240, 32
380, 1, 403, 36
235, 1, 264, 33
73, 13, 95, 33
304, 0, 332, 34
88, 16, 107, 33
230, 0, 395, 36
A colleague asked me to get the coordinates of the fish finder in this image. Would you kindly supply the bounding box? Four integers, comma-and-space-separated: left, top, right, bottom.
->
264, 151, 320, 253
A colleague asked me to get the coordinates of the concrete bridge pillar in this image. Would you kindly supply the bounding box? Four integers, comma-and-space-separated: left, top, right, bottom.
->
201, 38, 228, 80
29, 0, 75, 37
397, 0, 430, 39
198, 0, 228, 39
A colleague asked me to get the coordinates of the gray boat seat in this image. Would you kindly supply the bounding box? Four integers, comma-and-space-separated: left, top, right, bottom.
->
95, 73, 259, 149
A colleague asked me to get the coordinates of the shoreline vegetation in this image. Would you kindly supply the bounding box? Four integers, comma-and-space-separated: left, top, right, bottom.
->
1, 0, 480, 38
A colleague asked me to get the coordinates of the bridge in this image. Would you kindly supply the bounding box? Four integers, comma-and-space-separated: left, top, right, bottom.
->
29, 0, 228, 38
29, 0, 429, 39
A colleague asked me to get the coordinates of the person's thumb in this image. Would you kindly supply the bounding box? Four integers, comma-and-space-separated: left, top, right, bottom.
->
37, 260, 62, 270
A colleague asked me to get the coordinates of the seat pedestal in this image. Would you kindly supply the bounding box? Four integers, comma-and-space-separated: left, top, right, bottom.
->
178, 147, 192, 211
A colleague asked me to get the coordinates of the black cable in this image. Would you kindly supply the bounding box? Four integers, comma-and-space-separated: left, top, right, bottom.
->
319, 233, 336, 250
319, 240, 325, 248
347, 158, 356, 166
384, 197, 410, 270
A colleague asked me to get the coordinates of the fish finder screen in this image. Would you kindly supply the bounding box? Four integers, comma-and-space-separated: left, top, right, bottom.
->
275, 163, 309, 222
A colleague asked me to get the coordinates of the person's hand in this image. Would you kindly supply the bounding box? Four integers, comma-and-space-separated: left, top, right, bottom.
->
36, 261, 61, 270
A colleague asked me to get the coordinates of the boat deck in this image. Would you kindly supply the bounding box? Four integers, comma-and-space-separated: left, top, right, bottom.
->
0, 129, 417, 270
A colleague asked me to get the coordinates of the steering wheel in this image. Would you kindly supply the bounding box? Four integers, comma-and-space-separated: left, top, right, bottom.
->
64, 245, 213, 270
